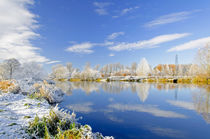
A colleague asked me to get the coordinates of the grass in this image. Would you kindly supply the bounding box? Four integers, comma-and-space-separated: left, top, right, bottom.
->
58, 79, 67, 82
192, 76, 209, 84
24, 116, 32, 119
28, 93, 43, 101
0, 80, 15, 93
0, 109, 4, 112
26, 109, 82, 139
24, 103, 31, 108
69, 78, 81, 82
8, 123, 17, 126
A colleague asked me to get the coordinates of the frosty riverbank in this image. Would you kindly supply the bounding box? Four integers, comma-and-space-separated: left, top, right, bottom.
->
0, 79, 113, 139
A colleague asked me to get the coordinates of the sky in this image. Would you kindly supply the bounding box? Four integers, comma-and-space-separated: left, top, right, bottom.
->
0, 0, 210, 70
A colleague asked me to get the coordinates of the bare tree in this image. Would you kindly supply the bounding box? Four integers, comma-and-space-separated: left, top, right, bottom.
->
131, 62, 137, 76
3, 58, 21, 79
196, 44, 210, 76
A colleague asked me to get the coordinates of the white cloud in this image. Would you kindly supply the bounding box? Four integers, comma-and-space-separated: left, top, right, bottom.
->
121, 7, 139, 15
109, 53, 115, 57
66, 41, 113, 54
66, 42, 94, 54
47, 60, 61, 64
0, 0, 52, 63
113, 6, 139, 18
167, 36, 210, 52
108, 103, 186, 118
109, 33, 190, 51
93, 2, 111, 15
145, 11, 195, 27
107, 32, 125, 40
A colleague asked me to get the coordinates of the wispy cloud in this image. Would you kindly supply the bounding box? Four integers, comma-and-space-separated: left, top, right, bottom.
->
107, 32, 125, 40
47, 60, 61, 64
145, 11, 196, 27
113, 6, 139, 18
109, 33, 190, 51
0, 0, 53, 63
167, 36, 210, 52
93, 2, 111, 15
66, 42, 95, 54
66, 41, 113, 54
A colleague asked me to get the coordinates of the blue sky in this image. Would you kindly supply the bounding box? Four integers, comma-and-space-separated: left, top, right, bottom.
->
0, 0, 210, 70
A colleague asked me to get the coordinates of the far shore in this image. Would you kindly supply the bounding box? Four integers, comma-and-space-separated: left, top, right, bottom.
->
56, 76, 210, 84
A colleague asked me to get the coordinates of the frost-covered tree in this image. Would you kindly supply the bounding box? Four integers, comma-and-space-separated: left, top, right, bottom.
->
188, 64, 199, 76
131, 62, 137, 76
80, 62, 101, 80
94, 64, 100, 71
3, 58, 21, 79
196, 44, 210, 76
136, 58, 151, 76
0, 63, 7, 80
71, 69, 81, 79
66, 62, 74, 75
16, 62, 46, 80
51, 64, 70, 79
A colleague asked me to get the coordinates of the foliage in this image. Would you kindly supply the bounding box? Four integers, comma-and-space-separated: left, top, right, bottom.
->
0, 80, 20, 93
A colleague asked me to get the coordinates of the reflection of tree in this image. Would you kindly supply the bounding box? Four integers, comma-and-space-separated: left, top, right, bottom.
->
102, 82, 121, 93
55, 81, 72, 95
154, 83, 193, 92
193, 85, 210, 123
71, 81, 100, 94
56, 81, 152, 102
136, 83, 150, 102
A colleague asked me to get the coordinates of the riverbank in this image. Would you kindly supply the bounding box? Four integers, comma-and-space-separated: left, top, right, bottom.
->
58, 76, 210, 84
0, 79, 113, 139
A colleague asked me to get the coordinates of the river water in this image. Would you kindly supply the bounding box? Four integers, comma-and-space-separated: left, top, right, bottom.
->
57, 81, 210, 139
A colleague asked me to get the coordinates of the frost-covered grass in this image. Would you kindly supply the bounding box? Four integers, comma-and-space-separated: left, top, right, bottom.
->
26, 109, 112, 139
0, 93, 50, 138
0, 79, 113, 139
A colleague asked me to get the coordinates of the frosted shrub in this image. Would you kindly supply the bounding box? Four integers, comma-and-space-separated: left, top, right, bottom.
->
32, 81, 64, 103
0, 80, 20, 93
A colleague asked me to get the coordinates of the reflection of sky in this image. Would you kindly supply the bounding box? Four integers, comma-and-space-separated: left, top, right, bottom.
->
58, 82, 210, 139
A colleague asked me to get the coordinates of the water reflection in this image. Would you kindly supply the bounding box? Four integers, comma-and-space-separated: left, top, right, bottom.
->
147, 126, 185, 138
67, 102, 95, 113
56, 81, 204, 102
167, 85, 210, 124
108, 103, 186, 118
193, 86, 210, 123
57, 81, 210, 138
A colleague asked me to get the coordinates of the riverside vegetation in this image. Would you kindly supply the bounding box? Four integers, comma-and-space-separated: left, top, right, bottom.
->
49, 44, 210, 84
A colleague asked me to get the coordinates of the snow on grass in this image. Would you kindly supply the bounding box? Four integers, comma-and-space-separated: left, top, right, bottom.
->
0, 92, 51, 138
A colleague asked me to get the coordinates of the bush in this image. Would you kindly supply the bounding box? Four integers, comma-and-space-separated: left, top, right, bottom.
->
26, 109, 81, 139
